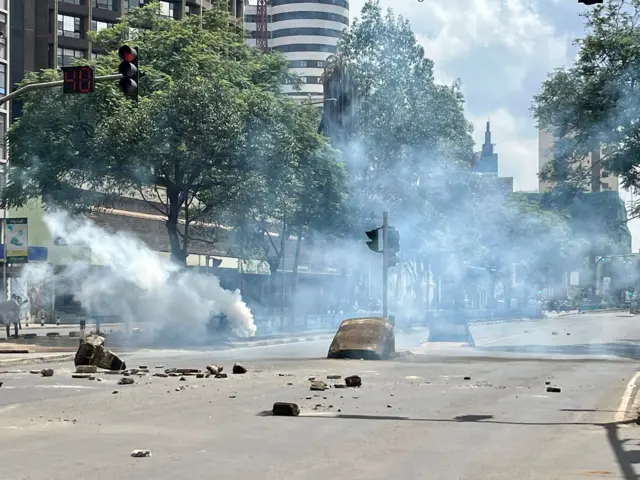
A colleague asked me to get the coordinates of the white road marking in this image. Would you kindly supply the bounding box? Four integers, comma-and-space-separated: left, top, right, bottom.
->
615, 371, 640, 423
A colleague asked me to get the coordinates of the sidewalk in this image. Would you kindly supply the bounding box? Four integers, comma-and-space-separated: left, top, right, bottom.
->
0, 344, 76, 367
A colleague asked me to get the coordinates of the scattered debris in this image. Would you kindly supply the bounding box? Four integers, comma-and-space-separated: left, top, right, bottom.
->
176, 368, 200, 375
546, 386, 561, 393
112, 390, 119, 394
310, 380, 328, 391
196, 373, 205, 379
71, 374, 91, 379
206, 365, 223, 375
287, 382, 293, 386
76, 365, 98, 374
463, 376, 471, 381
278, 373, 293, 377
215, 373, 228, 379
334, 383, 346, 389
345, 375, 362, 388
89, 376, 96, 380
41, 369, 54, 377
566, 333, 571, 336
155, 365, 165, 369
229, 395, 236, 399
308, 377, 316, 381
169, 373, 180, 377
118, 377, 135, 385
179, 377, 187, 382
552, 332, 559, 336
130, 450, 151, 458
0, 349, 29, 354
273, 402, 300, 416
327, 375, 341, 380
29, 370, 40, 375
153, 373, 168, 378
233, 364, 247, 374
139, 365, 148, 370
74, 333, 126, 371
97, 378, 103, 382
164, 368, 177, 374
387, 405, 392, 408
305, 396, 312, 400
545, 381, 551, 385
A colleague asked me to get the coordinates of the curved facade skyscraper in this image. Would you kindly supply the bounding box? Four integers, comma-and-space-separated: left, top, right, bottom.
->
246, 0, 349, 102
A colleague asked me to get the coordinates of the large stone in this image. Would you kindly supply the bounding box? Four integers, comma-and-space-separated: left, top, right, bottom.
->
345, 375, 362, 388
118, 377, 135, 385
327, 317, 396, 360
233, 364, 247, 374
41, 369, 54, 377
74, 334, 126, 371
176, 368, 200, 375
130, 450, 151, 458
310, 380, 328, 391
272, 402, 300, 416
206, 364, 223, 375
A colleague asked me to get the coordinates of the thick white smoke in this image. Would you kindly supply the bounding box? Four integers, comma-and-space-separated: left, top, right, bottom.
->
22, 211, 257, 342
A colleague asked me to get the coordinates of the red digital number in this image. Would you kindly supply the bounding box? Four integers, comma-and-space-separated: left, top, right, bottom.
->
79, 66, 93, 93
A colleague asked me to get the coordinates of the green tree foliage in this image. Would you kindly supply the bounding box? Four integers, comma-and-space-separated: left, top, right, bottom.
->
5, 3, 343, 266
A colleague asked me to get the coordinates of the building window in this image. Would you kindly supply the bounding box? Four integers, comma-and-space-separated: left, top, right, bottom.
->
58, 14, 82, 39
0, 13, 6, 60
123, 0, 143, 12
272, 27, 345, 39
61, 0, 81, 4
270, 0, 349, 8
602, 171, 610, 178
602, 183, 610, 190
274, 44, 337, 53
0, 63, 6, 96
93, 0, 118, 11
91, 53, 104, 61
58, 47, 85, 67
299, 60, 307, 68
317, 61, 325, 68
159, 1, 174, 18
91, 20, 114, 32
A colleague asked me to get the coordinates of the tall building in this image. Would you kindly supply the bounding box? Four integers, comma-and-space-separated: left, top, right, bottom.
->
245, 0, 349, 102
538, 127, 619, 193
9, 0, 244, 119
472, 121, 514, 193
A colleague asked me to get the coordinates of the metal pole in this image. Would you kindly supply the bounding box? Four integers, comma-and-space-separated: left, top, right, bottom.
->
382, 211, 389, 319
0, 74, 123, 107
87, 0, 93, 60
53, 0, 59, 69
2, 214, 6, 301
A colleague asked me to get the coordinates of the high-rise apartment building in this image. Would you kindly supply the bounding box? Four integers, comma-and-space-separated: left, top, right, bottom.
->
538, 127, 619, 193
245, 0, 349, 102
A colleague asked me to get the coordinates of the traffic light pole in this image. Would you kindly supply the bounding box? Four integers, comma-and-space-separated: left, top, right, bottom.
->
0, 74, 123, 107
382, 211, 389, 320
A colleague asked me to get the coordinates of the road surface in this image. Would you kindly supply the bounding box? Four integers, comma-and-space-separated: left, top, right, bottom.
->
1, 311, 640, 479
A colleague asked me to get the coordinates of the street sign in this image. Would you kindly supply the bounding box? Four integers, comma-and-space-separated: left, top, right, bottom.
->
62, 66, 95, 94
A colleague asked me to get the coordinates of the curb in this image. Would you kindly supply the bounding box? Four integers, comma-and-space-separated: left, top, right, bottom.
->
0, 353, 75, 367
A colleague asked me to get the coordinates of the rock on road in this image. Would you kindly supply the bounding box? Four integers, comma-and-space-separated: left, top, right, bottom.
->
1, 311, 640, 479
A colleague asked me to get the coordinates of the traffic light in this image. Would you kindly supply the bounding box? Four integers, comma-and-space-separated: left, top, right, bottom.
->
118, 45, 139, 100
578, 0, 603, 4
387, 227, 400, 251
365, 228, 380, 253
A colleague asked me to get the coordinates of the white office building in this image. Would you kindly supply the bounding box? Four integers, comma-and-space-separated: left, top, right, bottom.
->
245, 0, 349, 102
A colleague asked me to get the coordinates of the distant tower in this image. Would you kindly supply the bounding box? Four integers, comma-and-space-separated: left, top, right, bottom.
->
474, 121, 498, 174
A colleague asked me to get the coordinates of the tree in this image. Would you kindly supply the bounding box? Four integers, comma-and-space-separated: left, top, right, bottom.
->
4, 3, 312, 266
532, 0, 640, 199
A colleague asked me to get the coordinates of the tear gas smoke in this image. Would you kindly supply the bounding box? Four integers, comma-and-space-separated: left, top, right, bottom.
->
21, 211, 257, 342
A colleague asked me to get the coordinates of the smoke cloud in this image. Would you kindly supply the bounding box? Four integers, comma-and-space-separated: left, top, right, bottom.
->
21, 210, 257, 343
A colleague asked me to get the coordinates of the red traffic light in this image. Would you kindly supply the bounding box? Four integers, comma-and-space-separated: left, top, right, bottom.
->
118, 45, 137, 62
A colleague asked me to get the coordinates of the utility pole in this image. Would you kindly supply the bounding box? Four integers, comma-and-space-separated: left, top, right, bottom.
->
382, 211, 389, 319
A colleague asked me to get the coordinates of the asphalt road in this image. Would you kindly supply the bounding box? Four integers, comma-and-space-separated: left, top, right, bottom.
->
1, 312, 640, 479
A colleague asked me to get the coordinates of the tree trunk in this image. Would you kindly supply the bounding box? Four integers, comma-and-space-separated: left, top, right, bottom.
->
166, 190, 186, 266
291, 228, 303, 330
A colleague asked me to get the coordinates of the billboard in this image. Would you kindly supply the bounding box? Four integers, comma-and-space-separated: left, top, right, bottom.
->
5, 218, 28, 264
